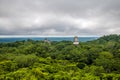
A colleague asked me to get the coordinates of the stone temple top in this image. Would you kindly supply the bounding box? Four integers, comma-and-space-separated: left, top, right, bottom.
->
44, 38, 51, 45
73, 36, 79, 45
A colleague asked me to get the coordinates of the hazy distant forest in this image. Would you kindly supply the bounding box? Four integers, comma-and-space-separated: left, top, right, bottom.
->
0, 34, 120, 80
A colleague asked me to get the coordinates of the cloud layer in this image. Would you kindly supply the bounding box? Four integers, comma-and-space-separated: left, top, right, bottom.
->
0, 0, 120, 36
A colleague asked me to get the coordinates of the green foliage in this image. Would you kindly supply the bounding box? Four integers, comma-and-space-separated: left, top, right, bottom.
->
14, 54, 39, 68
0, 34, 120, 79
77, 63, 86, 69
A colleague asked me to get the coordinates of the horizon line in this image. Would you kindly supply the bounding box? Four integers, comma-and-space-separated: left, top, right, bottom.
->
0, 35, 100, 38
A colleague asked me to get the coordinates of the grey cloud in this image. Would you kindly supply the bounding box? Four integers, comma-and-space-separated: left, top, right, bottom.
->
0, 0, 120, 36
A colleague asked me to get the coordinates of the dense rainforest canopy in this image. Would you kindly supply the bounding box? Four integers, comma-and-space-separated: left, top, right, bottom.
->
0, 34, 120, 80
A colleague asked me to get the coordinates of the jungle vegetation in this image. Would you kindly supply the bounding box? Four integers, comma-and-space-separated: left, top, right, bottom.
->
0, 34, 120, 80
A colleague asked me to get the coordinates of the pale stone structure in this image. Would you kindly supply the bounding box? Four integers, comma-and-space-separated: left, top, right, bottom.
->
73, 36, 79, 45
44, 38, 51, 45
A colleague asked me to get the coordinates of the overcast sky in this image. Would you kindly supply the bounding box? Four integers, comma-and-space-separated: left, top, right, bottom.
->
0, 0, 120, 36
